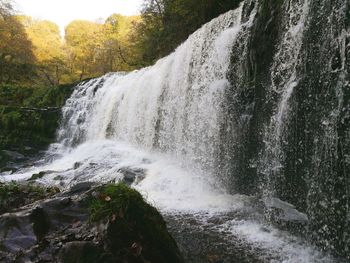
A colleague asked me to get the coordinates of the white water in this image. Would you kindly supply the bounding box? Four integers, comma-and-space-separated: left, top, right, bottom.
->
3, 5, 247, 213
259, 0, 310, 196
0, 2, 337, 262
57, 8, 244, 177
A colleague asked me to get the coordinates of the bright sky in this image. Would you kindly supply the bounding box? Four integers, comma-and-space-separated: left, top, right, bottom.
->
15, 0, 142, 34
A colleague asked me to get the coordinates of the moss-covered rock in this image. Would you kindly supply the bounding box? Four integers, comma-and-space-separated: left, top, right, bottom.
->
89, 183, 184, 263
0, 181, 59, 214
27, 171, 47, 181
0, 182, 184, 263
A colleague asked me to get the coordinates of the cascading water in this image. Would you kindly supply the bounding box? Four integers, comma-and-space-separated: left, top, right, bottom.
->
57, 7, 244, 178
1, 0, 349, 262
258, 0, 310, 199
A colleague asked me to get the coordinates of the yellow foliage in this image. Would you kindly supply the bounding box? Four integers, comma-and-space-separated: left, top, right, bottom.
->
1, 10, 143, 85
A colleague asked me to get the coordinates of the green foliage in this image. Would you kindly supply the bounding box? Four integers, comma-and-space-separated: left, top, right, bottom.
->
0, 13, 36, 84
0, 0, 240, 84
0, 3, 141, 86
0, 84, 73, 107
132, 0, 243, 64
65, 20, 104, 81
22, 16, 66, 86
0, 0, 238, 83
0, 181, 59, 214
89, 183, 151, 222
64, 15, 140, 81
88, 183, 183, 263
0, 84, 73, 151
27, 171, 46, 181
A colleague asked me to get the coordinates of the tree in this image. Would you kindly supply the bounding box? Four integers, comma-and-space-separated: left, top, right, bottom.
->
99, 14, 140, 72
131, 0, 243, 64
65, 16, 139, 80
65, 20, 103, 80
19, 16, 65, 85
0, 5, 36, 84
130, 0, 165, 65
0, 0, 13, 18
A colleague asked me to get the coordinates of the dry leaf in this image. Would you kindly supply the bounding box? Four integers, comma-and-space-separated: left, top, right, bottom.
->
131, 242, 142, 256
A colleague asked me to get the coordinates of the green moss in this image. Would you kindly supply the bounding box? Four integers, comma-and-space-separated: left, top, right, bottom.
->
0, 84, 74, 153
0, 181, 60, 214
0, 84, 74, 108
0, 151, 11, 168
89, 183, 146, 222
88, 183, 183, 263
27, 171, 46, 181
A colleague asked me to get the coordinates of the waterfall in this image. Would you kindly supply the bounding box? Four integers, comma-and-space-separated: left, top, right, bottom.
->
258, 0, 310, 198
56, 5, 245, 177
2, 0, 349, 261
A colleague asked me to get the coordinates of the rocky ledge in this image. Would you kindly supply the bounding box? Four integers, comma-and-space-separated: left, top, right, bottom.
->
0, 182, 184, 263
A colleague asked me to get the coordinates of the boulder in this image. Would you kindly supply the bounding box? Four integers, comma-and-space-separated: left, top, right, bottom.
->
0, 182, 184, 263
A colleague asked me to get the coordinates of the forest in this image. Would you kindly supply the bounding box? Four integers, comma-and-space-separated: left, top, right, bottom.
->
0, 0, 241, 86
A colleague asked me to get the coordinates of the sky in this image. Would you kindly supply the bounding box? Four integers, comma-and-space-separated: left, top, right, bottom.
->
15, 0, 142, 34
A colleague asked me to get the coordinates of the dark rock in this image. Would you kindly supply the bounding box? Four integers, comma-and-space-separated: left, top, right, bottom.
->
28, 171, 47, 181
64, 182, 94, 196
73, 162, 82, 170
1, 150, 25, 161
58, 241, 103, 263
261, 197, 308, 234
0, 182, 184, 263
30, 207, 51, 241
0, 182, 59, 214
118, 167, 146, 185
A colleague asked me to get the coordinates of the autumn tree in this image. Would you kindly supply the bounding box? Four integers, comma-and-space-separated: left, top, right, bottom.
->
65, 20, 103, 81
65, 15, 139, 80
99, 14, 140, 72
19, 16, 65, 85
1, 0, 142, 85
0, 1, 36, 84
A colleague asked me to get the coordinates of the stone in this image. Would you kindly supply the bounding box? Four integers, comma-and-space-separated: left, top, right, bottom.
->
0, 182, 184, 263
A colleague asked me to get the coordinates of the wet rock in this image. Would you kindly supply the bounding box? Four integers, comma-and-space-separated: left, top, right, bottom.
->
64, 182, 95, 196
262, 197, 308, 233
58, 241, 103, 263
0, 182, 59, 214
28, 171, 47, 181
165, 213, 266, 263
73, 162, 82, 170
0, 182, 184, 263
0, 149, 45, 174
30, 207, 51, 241
118, 167, 146, 185
1, 150, 25, 161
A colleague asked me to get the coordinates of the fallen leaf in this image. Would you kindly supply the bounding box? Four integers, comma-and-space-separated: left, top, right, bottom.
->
131, 242, 142, 256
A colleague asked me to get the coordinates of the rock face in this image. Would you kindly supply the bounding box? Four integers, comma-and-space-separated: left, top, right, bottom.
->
220, 0, 349, 258
0, 182, 184, 263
